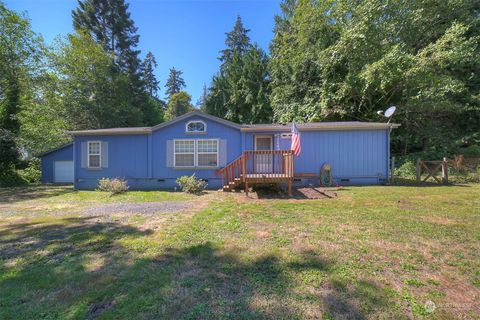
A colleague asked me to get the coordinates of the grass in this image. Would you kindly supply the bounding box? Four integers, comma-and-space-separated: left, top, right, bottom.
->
0, 185, 479, 319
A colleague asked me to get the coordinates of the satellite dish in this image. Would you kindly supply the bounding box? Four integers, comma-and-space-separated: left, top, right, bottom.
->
384, 106, 396, 118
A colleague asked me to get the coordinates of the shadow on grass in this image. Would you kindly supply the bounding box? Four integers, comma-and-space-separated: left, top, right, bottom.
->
0, 218, 393, 319
252, 185, 338, 200
0, 185, 75, 203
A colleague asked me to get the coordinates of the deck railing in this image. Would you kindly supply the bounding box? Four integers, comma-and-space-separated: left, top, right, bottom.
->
243, 150, 294, 179
217, 150, 294, 188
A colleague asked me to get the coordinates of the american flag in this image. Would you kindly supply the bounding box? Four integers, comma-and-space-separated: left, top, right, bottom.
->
291, 122, 301, 156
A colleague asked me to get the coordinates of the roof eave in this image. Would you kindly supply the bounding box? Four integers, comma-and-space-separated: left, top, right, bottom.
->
151, 111, 241, 131
66, 129, 152, 136
241, 123, 400, 132
36, 142, 73, 157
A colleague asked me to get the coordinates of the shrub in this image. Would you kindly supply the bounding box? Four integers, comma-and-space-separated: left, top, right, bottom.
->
459, 145, 480, 158
395, 161, 417, 179
0, 165, 28, 187
176, 174, 207, 194
98, 178, 129, 195
17, 158, 41, 184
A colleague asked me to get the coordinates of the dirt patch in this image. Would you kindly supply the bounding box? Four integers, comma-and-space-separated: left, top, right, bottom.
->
249, 187, 339, 200
85, 201, 188, 216
396, 200, 416, 211
419, 215, 457, 225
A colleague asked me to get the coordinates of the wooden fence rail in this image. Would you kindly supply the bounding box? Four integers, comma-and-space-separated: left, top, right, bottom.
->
416, 158, 449, 184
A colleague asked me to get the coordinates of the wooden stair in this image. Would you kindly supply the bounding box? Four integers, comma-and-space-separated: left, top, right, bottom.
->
222, 177, 242, 192
217, 150, 294, 195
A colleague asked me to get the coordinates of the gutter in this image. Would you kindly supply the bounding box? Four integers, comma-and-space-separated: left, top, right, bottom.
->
66, 128, 152, 136
241, 123, 401, 132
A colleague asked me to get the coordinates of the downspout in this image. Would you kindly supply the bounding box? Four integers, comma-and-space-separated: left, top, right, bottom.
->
147, 134, 153, 178
387, 126, 391, 183
73, 138, 77, 188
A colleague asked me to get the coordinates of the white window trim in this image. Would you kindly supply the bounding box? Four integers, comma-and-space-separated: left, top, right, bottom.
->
87, 141, 102, 169
185, 120, 207, 134
174, 139, 195, 168
196, 139, 219, 168
173, 138, 218, 168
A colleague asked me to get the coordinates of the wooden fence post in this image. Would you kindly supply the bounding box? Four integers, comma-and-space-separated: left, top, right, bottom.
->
416, 158, 421, 182
442, 157, 449, 184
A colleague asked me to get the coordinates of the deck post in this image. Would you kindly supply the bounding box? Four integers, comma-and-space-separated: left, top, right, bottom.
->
442, 157, 449, 184
241, 154, 246, 182
416, 158, 421, 182
245, 181, 248, 195
287, 179, 292, 196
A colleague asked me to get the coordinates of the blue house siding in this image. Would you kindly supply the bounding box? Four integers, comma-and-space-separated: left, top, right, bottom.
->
74, 135, 149, 189
40, 144, 73, 183
294, 129, 388, 185
150, 115, 242, 189
74, 114, 243, 190
244, 129, 389, 185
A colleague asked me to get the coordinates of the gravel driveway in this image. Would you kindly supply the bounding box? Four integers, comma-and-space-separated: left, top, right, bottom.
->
85, 201, 189, 216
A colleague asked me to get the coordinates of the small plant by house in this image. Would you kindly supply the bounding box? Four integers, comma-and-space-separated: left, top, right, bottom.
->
395, 161, 417, 180
98, 178, 129, 195
176, 174, 206, 194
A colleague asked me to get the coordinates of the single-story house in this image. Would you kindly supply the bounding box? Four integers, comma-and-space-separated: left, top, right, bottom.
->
40, 111, 399, 191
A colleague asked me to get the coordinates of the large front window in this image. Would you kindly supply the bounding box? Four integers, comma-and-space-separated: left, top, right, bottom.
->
174, 139, 218, 168
174, 140, 195, 167
197, 140, 218, 167
88, 141, 101, 168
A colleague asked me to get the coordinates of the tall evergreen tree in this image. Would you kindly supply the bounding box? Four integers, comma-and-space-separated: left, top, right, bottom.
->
205, 17, 271, 124
219, 15, 252, 68
72, 0, 141, 75
141, 51, 160, 97
71, 0, 162, 127
206, 46, 271, 123
196, 83, 208, 111
165, 67, 186, 98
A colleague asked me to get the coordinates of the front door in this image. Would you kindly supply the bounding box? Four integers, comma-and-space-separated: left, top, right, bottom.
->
254, 136, 273, 173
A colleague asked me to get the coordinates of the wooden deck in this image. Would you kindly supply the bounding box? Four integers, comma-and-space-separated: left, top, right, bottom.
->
217, 150, 294, 195
243, 173, 290, 181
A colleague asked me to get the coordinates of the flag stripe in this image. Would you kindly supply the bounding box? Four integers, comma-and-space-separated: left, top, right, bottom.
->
291, 122, 301, 156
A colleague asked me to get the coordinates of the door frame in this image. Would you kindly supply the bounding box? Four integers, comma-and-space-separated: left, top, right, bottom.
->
254, 135, 273, 151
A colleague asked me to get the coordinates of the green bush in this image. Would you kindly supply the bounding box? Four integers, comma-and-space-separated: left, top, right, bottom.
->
395, 161, 417, 179
17, 158, 41, 184
458, 145, 480, 158
176, 174, 207, 194
98, 178, 129, 195
0, 166, 28, 187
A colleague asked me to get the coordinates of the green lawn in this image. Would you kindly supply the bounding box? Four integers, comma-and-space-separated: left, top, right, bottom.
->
0, 185, 479, 319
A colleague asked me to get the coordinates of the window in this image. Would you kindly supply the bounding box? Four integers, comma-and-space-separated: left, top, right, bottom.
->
174, 139, 218, 168
88, 141, 101, 168
197, 140, 218, 167
174, 140, 195, 167
186, 120, 206, 133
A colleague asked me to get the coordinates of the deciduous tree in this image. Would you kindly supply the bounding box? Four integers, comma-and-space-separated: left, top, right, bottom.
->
165, 91, 192, 120
165, 67, 186, 98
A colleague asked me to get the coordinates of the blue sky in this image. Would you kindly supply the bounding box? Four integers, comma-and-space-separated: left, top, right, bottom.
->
5, 0, 281, 104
